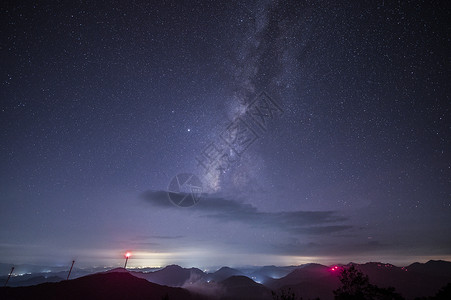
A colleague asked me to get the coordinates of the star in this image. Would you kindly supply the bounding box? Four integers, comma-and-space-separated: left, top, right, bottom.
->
0, 0, 448, 269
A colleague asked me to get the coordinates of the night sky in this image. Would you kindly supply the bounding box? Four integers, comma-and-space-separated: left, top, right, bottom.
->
1, 1, 450, 269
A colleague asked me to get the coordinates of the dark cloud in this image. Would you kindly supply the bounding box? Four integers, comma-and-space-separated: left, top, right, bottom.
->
266, 238, 451, 258
130, 234, 185, 241
141, 191, 174, 208
258, 239, 393, 257
123, 235, 186, 251
142, 190, 351, 236
150, 235, 185, 240
292, 225, 353, 235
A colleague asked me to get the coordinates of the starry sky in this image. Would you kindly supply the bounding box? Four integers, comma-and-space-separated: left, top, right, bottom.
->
1, 1, 450, 269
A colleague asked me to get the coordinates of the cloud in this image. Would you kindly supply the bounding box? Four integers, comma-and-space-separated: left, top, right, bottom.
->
130, 234, 185, 240
150, 235, 185, 240
141, 190, 351, 236
256, 239, 394, 257
121, 235, 186, 250
292, 225, 353, 235
141, 191, 174, 208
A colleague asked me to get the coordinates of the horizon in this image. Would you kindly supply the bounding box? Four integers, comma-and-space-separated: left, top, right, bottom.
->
2, 257, 451, 272
3, 258, 451, 300
1, 1, 449, 271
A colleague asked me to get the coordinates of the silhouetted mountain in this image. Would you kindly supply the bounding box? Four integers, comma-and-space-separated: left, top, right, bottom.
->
249, 273, 273, 285
106, 267, 130, 273
0, 271, 204, 300
250, 265, 300, 280
2, 261, 450, 299
207, 266, 243, 282
266, 263, 339, 300
355, 261, 451, 299
266, 263, 334, 289
219, 275, 272, 300
407, 260, 451, 277
264, 261, 451, 300
131, 264, 206, 286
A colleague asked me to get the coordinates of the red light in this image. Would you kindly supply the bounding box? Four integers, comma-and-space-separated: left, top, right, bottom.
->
125, 252, 131, 258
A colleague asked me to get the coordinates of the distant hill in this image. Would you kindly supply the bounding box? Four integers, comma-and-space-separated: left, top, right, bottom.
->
130, 264, 206, 286
264, 261, 451, 300
250, 265, 300, 280
207, 266, 243, 282
407, 260, 451, 277
0, 271, 204, 300
265, 263, 339, 300
219, 275, 272, 300
2, 261, 450, 299
356, 261, 451, 299
266, 263, 335, 289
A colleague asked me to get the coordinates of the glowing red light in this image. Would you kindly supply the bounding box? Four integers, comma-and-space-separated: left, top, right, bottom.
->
125, 252, 131, 258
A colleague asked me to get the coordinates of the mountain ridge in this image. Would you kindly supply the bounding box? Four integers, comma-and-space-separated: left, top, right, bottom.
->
1, 260, 450, 300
